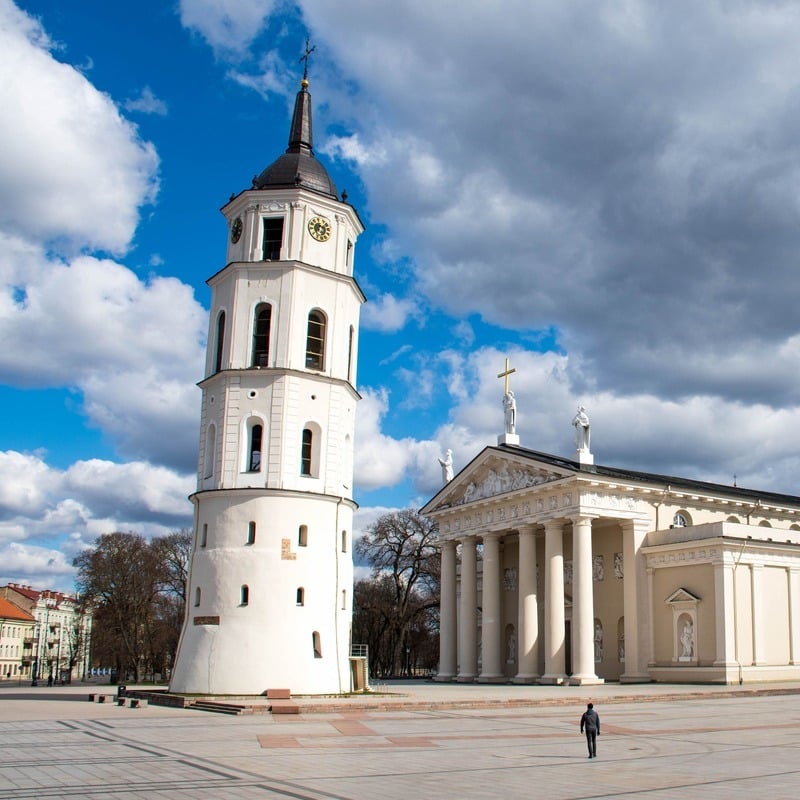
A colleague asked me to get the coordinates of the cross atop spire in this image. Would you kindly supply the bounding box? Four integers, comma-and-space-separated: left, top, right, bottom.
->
299, 37, 316, 84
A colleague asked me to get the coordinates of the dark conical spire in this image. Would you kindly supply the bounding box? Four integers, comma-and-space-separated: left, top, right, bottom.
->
252, 42, 337, 199
287, 79, 313, 154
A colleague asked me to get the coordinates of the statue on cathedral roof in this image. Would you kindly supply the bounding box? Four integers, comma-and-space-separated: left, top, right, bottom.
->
573, 405, 591, 452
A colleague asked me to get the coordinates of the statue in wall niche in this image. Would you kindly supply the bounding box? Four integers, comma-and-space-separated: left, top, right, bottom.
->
572, 405, 591, 451
593, 555, 604, 581
680, 619, 694, 658
594, 622, 603, 663
507, 628, 517, 663
614, 552, 624, 579
438, 449, 454, 484
503, 390, 517, 434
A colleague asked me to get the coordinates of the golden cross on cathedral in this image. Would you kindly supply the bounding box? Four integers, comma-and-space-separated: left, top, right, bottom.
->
497, 357, 516, 395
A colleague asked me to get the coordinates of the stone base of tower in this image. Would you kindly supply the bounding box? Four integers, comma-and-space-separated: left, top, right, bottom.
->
170, 490, 356, 697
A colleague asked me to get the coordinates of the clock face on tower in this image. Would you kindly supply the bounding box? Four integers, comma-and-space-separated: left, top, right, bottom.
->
231, 217, 243, 244
308, 216, 332, 242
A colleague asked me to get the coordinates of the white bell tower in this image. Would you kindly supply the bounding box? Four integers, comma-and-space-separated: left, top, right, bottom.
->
170, 69, 365, 695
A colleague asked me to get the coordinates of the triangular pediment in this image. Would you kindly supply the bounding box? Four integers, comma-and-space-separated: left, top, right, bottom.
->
421, 447, 575, 514
665, 588, 701, 604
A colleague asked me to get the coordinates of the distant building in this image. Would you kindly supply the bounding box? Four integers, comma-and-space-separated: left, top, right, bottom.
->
1, 584, 92, 683
0, 596, 35, 679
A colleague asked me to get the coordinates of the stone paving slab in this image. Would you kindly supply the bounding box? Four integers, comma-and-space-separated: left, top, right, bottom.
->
1, 681, 800, 798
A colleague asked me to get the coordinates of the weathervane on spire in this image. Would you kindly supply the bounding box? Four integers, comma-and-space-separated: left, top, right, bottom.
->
299, 37, 316, 82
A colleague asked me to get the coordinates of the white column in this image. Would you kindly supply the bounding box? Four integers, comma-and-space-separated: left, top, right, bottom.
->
570, 515, 602, 685
436, 540, 457, 681
515, 524, 539, 683
713, 560, 737, 670
789, 567, 800, 665
458, 537, 478, 681
647, 567, 655, 666
479, 532, 503, 681
621, 519, 651, 682
540, 520, 566, 684
751, 564, 765, 666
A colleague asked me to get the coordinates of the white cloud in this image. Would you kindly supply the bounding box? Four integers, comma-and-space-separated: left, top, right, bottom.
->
0, 542, 75, 593
361, 291, 418, 333
124, 86, 168, 116
0, 451, 193, 538
0, 1, 159, 254
291, 0, 800, 408
0, 240, 206, 470
179, 0, 276, 56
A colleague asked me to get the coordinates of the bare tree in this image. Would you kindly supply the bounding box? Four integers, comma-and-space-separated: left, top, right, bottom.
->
74, 532, 166, 682
354, 509, 440, 676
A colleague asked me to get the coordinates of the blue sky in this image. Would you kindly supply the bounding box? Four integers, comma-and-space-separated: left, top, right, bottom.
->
4, 0, 800, 591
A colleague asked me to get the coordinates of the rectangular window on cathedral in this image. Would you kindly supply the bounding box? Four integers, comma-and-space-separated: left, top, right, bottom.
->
262, 218, 284, 260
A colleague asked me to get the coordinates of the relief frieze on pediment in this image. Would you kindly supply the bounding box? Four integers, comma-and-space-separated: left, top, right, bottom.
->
457, 465, 563, 505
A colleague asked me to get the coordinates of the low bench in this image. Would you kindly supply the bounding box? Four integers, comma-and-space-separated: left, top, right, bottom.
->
128, 698, 147, 709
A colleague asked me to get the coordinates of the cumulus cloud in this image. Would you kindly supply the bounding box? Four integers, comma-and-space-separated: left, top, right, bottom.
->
0, 240, 206, 470
0, 1, 159, 254
361, 292, 418, 333
179, 0, 276, 56
298, 0, 800, 409
0, 450, 193, 590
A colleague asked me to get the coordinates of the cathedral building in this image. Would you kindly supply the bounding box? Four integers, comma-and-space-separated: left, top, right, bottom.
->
422, 402, 800, 685
170, 69, 364, 696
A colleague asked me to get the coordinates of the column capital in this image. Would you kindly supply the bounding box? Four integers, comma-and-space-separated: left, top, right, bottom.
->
516, 523, 537, 536
621, 517, 652, 535
482, 531, 503, 543
440, 539, 458, 552
569, 513, 597, 526
543, 518, 565, 535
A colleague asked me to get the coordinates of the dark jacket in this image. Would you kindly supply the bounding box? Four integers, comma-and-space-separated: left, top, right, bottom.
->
580, 709, 600, 733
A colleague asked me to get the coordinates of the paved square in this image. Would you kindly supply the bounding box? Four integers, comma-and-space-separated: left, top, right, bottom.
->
1, 682, 799, 799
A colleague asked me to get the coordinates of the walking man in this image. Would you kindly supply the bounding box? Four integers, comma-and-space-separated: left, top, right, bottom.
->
580, 702, 600, 758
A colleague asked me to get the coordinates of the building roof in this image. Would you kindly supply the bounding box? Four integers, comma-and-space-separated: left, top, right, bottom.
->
2, 583, 78, 606
252, 78, 339, 200
0, 596, 35, 623
496, 444, 800, 507
422, 443, 800, 516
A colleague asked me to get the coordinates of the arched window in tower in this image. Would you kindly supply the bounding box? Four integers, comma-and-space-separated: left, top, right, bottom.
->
341, 530, 347, 553
200, 523, 208, 548
203, 424, 216, 480
312, 630, 322, 658
251, 303, 272, 367
247, 521, 256, 545
262, 217, 284, 260
194, 587, 201, 608
296, 587, 304, 606
301, 428, 313, 476
214, 311, 225, 373
298, 525, 308, 547
305, 310, 326, 370
240, 585, 249, 606
248, 424, 263, 472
